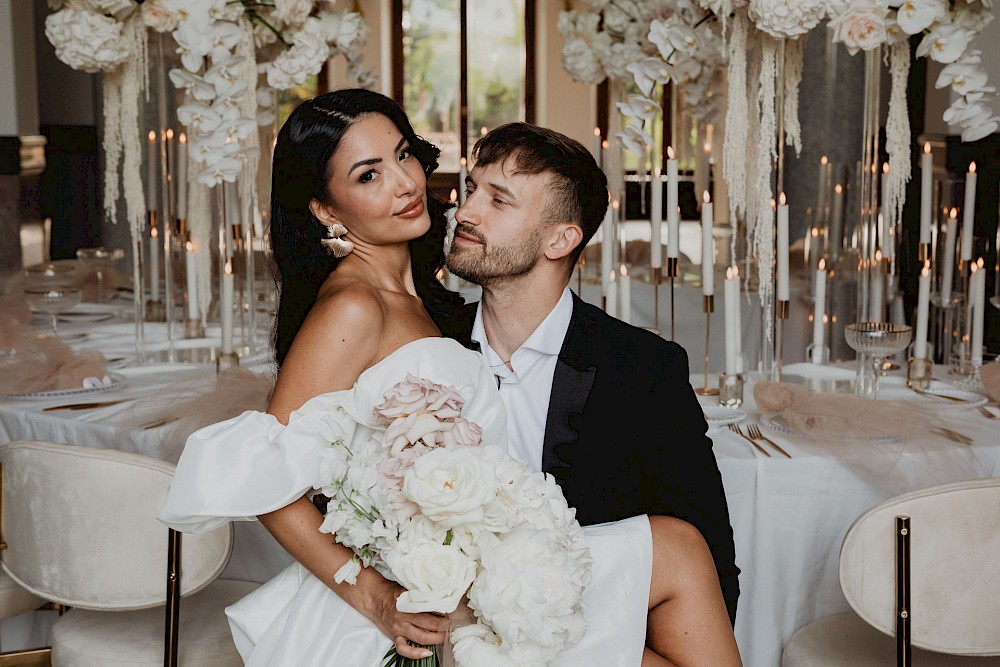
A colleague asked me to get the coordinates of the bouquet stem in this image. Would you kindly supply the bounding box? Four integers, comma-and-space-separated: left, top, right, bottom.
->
383, 643, 439, 667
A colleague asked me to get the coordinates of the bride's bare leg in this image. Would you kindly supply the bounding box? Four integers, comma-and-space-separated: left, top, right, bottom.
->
642, 515, 742, 667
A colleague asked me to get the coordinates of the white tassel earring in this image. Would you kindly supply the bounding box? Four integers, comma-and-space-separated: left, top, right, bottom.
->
320, 223, 354, 258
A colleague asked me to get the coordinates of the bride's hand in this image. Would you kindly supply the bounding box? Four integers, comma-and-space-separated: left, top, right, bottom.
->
370, 578, 448, 659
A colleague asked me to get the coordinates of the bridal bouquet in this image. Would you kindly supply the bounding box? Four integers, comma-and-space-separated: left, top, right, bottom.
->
315, 374, 593, 667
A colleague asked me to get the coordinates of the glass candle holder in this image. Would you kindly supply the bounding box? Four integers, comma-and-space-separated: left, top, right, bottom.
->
906, 356, 933, 391
718, 372, 745, 408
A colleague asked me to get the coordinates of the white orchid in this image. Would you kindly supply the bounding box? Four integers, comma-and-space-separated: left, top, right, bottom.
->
173, 20, 216, 72
936, 54, 989, 95
627, 57, 671, 96
197, 156, 242, 186
894, 0, 947, 35
616, 125, 654, 160
916, 22, 974, 63
169, 68, 215, 101
617, 94, 661, 121
177, 102, 224, 134
648, 19, 699, 61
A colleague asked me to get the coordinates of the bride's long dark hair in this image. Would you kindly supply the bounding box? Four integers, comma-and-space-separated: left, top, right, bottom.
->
269, 88, 462, 368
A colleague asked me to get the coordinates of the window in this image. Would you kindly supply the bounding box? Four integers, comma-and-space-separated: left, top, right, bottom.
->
394, 0, 534, 182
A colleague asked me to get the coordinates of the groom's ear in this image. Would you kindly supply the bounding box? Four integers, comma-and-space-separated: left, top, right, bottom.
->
543, 223, 583, 261
309, 198, 341, 226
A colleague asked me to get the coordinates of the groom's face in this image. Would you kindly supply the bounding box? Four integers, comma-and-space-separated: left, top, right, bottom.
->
446, 157, 550, 286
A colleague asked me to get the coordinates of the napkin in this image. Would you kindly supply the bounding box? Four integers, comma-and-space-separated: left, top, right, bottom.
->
0, 338, 109, 395
753, 381, 931, 439
981, 363, 1000, 403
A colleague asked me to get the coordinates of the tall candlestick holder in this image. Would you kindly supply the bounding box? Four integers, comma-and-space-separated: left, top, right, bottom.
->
776, 299, 789, 379
666, 257, 678, 340
695, 295, 719, 396
216, 351, 240, 374
918, 242, 931, 263
650, 266, 662, 332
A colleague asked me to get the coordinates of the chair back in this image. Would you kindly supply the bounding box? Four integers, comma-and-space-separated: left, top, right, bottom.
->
839, 477, 1000, 656
0, 440, 233, 611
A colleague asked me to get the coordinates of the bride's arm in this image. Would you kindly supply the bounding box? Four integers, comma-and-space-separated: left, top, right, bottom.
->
258, 288, 446, 660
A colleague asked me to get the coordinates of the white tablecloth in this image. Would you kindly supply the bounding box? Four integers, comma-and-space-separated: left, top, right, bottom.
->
1, 302, 998, 665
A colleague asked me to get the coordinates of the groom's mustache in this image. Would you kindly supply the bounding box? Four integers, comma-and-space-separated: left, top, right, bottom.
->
453, 224, 486, 246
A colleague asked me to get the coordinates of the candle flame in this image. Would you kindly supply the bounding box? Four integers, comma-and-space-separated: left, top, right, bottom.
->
612, 199, 620, 210
166, 128, 174, 140
823, 314, 829, 324
921, 263, 930, 278
704, 190, 711, 204
882, 162, 889, 174
148, 130, 156, 142
224, 260, 233, 276
949, 207, 958, 219
726, 266, 733, 280
871, 163, 877, 174
820, 155, 828, 165
770, 197, 776, 209
818, 258, 826, 271
834, 184, 843, 194
703, 142, 711, 153
923, 142, 931, 154
654, 166, 661, 177
602, 140, 609, 150
151, 226, 158, 238
875, 249, 882, 262
971, 262, 979, 275
185, 240, 194, 252
620, 264, 628, 277
594, 127, 601, 138
480, 126, 488, 137
811, 227, 819, 238
449, 188, 457, 203
459, 156, 466, 167
667, 146, 675, 160
779, 192, 786, 206
969, 161, 976, 174
609, 270, 616, 282
179, 132, 187, 144
977, 257, 985, 269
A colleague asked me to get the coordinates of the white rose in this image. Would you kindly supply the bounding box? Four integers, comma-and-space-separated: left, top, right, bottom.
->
748, 0, 827, 39
439, 418, 483, 448
830, 2, 887, 55
403, 447, 496, 529
386, 540, 476, 613
561, 38, 605, 84
450, 624, 515, 667
141, 0, 177, 32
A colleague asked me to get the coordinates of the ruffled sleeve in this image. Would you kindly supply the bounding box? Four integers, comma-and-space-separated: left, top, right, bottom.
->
157, 392, 365, 534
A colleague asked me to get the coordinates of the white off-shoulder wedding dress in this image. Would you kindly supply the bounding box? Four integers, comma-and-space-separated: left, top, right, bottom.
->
158, 337, 652, 667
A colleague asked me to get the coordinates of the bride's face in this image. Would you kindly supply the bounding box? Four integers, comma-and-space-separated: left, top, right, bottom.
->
311, 113, 430, 248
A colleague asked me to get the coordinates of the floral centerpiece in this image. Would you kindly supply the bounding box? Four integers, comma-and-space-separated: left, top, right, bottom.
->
44, 0, 372, 240
317, 374, 592, 666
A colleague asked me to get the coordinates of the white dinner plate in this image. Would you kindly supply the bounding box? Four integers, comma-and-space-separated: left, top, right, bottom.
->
877, 385, 988, 408
56, 303, 124, 323
762, 414, 906, 442
0, 372, 125, 401
703, 405, 746, 427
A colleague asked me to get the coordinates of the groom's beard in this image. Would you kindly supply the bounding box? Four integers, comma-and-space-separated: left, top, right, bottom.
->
446, 223, 542, 286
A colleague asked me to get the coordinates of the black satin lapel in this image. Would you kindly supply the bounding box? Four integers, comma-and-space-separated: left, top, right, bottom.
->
542, 358, 596, 475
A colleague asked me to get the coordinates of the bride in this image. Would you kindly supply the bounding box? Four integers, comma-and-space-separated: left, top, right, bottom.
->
158, 89, 741, 667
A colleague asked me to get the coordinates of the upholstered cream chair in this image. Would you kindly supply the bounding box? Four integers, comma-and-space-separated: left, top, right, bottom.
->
783, 477, 1000, 666
0, 440, 258, 666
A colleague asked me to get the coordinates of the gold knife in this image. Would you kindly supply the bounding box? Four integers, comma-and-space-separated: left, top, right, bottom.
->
43, 399, 128, 412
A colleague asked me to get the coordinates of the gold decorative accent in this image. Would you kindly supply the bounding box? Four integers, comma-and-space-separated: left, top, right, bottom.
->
896, 515, 911, 667
776, 300, 789, 319
650, 266, 663, 285
703, 295, 715, 313
165, 529, 182, 667
0, 648, 53, 666
918, 243, 930, 263
666, 257, 679, 277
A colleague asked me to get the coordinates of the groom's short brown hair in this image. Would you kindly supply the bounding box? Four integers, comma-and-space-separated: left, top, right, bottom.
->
471, 123, 608, 265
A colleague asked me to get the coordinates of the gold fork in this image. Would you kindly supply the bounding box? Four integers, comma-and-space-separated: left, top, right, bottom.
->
746, 423, 792, 458
978, 406, 999, 420
728, 423, 771, 457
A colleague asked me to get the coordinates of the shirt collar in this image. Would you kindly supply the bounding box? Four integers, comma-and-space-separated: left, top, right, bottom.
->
471, 287, 573, 360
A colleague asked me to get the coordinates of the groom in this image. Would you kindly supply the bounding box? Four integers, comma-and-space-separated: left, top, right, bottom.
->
445, 122, 740, 623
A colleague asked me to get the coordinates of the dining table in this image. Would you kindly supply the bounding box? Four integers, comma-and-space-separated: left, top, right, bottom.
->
1, 287, 998, 666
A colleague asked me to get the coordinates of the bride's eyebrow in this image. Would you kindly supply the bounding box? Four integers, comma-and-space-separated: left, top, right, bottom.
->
348, 137, 407, 176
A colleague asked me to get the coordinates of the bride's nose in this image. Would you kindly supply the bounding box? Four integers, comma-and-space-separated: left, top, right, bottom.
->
393, 167, 417, 197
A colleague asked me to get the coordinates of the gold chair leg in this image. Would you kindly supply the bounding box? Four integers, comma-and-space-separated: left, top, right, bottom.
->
0, 648, 52, 667
896, 515, 911, 667
164, 528, 181, 667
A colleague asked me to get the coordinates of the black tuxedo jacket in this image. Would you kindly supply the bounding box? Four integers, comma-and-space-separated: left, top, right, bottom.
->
453, 292, 740, 623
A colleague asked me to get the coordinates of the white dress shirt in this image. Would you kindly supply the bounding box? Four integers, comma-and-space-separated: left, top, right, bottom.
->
471, 287, 573, 472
